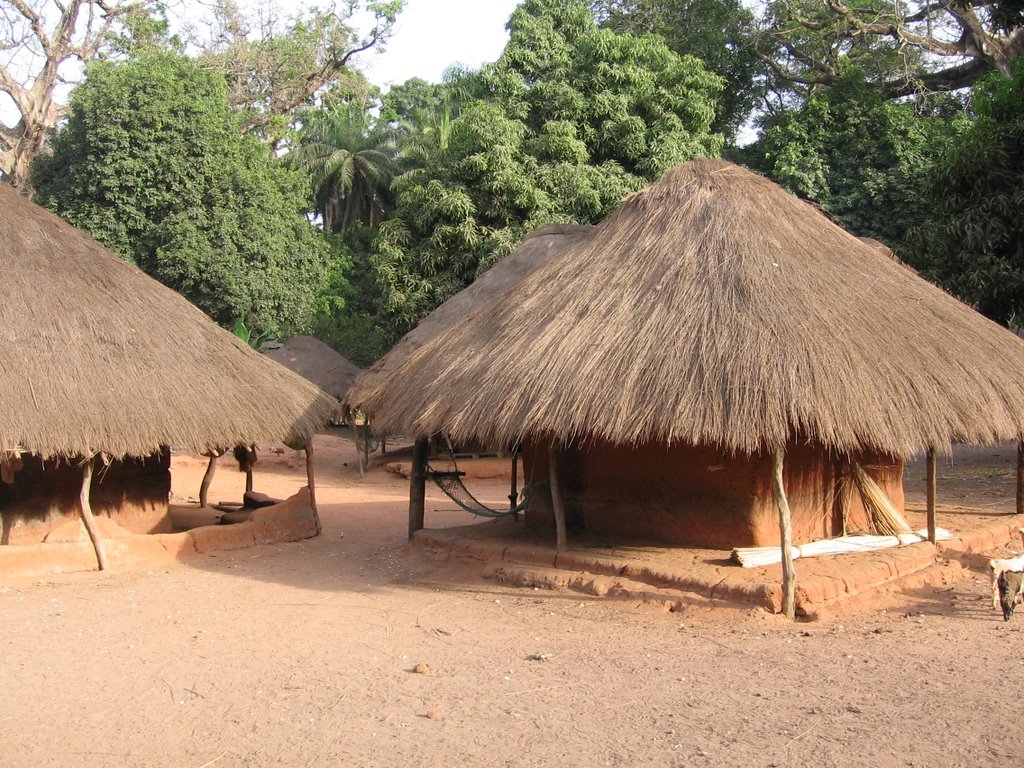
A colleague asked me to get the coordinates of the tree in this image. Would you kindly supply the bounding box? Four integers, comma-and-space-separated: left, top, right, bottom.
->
287, 102, 398, 233
31, 51, 330, 335
756, 0, 1024, 99
192, 0, 403, 146
910, 62, 1024, 326
308, 227, 392, 367
0, 0, 164, 190
588, 0, 761, 143
741, 73, 968, 246
373, 0, 724, 328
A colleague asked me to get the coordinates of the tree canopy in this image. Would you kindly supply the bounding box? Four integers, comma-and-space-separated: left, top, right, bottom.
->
755, 0, 1024, 98
589, 0, 761, 143
372, 0, 723, 328
31, 51, 330, 335
741, 74, 968, 246
909, 62, 1024, 326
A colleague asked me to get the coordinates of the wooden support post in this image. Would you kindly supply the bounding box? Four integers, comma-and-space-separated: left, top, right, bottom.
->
508, 445, 519, 515
199, 451, 220, 508
771, 447, 796, 620
927, 447, 937, 543
79, 455, 108, 571
549, 441, 567, 552
1016, 439, 1023, 517
408, 436, 428, 541
306, 435, 320, 536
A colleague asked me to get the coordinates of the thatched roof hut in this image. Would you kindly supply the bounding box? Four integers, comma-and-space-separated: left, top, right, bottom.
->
267, 336, 361, 402
360, 160, 1024, 613
0, 183, 337, 559
363, 159, 1024, 456
0, 182, 337, 460
347, 223, 595, 410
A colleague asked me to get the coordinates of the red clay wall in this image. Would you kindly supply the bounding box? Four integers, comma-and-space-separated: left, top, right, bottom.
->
521, 440, 904, 549
0, 451, 172, 545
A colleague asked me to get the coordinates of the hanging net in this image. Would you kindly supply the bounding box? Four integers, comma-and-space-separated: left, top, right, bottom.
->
426, 465, 530, 518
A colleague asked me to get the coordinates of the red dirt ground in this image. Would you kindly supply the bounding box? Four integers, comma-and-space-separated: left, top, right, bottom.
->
1, 430, 1022, 767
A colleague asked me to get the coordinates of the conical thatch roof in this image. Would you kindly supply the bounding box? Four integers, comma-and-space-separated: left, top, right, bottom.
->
347, 223, 595, 408
361, 158, 1024, 456
266, 336, 361, 400
0, 183, 337, 459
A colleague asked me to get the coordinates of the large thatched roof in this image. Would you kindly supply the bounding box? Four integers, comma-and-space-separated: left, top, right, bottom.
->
347, 223, 595, 408
361, 158, 1024, 456
266, 336, 360, 400
0, 183, 338, 459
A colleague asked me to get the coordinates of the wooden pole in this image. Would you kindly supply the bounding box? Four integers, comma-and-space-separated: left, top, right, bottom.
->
199, 451, 221, 508
926, 447, 937, 543
549, 440, 567, 552
1016, 439, 1023, 517
79, 455, 108, 571
408, 436, 428, 541
305, 435, 321, 536
508, 444, 519, 515
771, 447, 796, 620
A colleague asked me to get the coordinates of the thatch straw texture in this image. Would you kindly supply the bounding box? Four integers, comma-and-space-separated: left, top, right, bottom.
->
361, 158, 1024, 456
0, 183, 338, 459
267, 336, 361, 400
347, 223, 595, 408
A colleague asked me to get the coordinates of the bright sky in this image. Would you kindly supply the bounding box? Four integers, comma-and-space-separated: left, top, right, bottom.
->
0, 0, 523, 125
359, 0, 523, 89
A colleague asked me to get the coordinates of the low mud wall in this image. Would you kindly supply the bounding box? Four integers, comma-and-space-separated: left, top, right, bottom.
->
0, 487, 317, 579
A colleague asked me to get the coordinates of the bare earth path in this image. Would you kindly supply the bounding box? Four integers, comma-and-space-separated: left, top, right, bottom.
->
1, 433, 1021, 767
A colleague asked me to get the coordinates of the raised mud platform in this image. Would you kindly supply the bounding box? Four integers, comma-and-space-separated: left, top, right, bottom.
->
411, 506, 1024, 618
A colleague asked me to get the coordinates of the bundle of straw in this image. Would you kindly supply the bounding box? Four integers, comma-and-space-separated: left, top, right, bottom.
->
851, 462, 914, 536
732, 528, 951, 568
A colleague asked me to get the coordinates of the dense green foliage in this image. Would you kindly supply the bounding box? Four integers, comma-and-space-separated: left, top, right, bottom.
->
307, 228, 392, 367
287, 104, 398, 234
18, 0, 1023, 365
372, 0, 723, 329
589, 0, 760, 143
910, 63, 1024, 325
741, 75, 968, 246
32, 52, 330, 335
755, 0, 1023, 97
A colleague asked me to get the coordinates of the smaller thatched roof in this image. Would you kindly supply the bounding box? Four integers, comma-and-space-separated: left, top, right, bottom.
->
347, 223, 595, 408
360, 158, 1024, 457
266, 336, 361, 401
0, 183, 338, 460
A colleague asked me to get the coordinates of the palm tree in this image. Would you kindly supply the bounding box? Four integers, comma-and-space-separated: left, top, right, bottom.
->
288, 104, 398, 233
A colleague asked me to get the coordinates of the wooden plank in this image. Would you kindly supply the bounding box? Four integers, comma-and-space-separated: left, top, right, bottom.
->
771, 448, 796, 620
408, 436, 429, 541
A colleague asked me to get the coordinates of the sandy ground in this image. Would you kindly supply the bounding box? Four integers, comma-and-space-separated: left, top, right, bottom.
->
2, 431, 1023, 767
